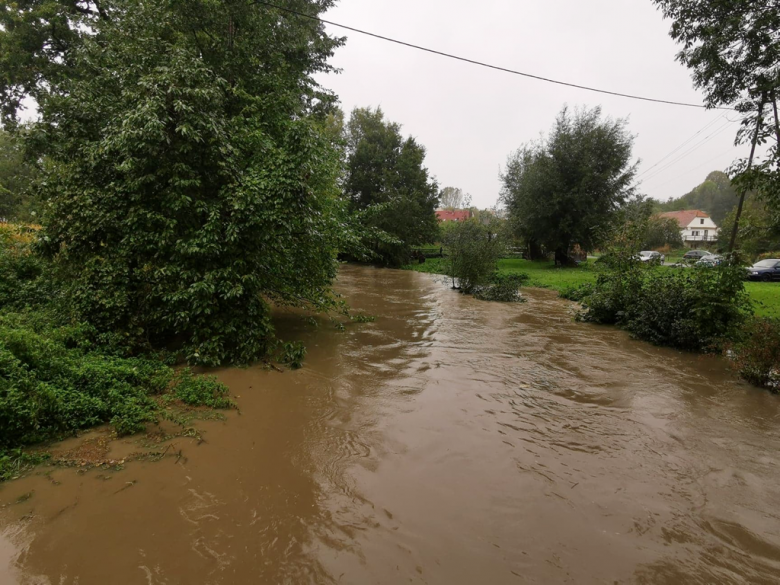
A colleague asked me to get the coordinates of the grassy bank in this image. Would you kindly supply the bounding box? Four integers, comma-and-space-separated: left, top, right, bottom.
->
404, 257, 780, 318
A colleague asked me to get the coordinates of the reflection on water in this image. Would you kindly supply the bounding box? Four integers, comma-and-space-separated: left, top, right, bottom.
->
1, 265, 779, 584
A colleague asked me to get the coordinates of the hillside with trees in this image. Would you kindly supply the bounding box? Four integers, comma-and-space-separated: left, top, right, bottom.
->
656, 171, 738, 224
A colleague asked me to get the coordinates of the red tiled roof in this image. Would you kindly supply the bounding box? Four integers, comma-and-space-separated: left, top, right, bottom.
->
657, 210, 710, 228
436, 209, 471, 222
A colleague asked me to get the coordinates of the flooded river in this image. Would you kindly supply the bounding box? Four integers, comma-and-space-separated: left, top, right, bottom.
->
1, 265, 780, 584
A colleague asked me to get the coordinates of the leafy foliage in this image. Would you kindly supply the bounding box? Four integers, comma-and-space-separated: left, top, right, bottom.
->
0, 223, 232, 472
344, 107, 440, 266
718, 194, 780, 258
2, 0, 352, 367
643, 215, 685, 250
728, 317, 780, 390
166, 370, 233, 409
652, 1, 780, 109
653, 1, 780, 250
501, 106, 637, 263
0, 129, 38, 221
473, 273, 529, 303
439, 186, 471, 210
278, 341, 307, 370
441, 218, 505, 293
577, 227, 751, 351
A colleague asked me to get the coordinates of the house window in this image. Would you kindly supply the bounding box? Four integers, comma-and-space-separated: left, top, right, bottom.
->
692, 231, 699, 236
700, 219, 705, 224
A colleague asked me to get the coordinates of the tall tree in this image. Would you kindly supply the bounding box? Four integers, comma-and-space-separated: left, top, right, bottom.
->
652, 0, 780, 251
0, 0, 355, 366
344, 107, 439, 265
439, 186, 470, 209
500, 106, 637, 264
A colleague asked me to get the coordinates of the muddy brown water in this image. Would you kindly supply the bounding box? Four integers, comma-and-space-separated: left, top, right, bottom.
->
2, 265, 780, 584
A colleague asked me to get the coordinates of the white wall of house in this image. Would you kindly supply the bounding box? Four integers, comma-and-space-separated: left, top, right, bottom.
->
682, 216, 719, 244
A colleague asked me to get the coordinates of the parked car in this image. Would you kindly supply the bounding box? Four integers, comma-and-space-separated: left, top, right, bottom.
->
683, 249, 710, 261
638, 251, 665, 264
746, 259, 780, 282
696, 254, 723, 267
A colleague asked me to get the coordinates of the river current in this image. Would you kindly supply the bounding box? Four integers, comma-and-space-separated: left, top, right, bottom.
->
1, 265, 779, 584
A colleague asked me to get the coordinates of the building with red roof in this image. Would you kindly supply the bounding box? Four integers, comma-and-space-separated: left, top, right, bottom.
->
657, 210, 719, 247
436, 209, 472, 223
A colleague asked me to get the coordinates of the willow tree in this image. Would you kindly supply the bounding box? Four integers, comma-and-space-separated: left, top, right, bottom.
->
0, 0, 354, 366
500, 106, 637, 264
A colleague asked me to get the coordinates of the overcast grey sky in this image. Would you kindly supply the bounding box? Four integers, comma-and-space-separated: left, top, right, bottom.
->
314, 0, 748, 209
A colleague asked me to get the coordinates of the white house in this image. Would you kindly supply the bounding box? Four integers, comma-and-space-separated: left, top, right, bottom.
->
658, 210, 719, 247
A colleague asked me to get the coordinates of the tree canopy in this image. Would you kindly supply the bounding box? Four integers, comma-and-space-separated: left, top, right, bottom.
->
439, 186, 471, 210
344, 107, 439, 265
500, 106, 637, 263
0, 0, 357, 366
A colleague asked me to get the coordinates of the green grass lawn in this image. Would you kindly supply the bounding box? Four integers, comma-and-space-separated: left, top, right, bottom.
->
404, 257, 780, 318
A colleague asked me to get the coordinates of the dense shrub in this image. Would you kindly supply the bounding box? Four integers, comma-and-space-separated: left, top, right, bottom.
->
278, 341, 307, 370
442, 218, 506, 293
166, 370, 233, 409
622, 265, 749, 351
559, 283, 595, 302
473, 273, 529, 302
0, 225, 233, 467
0, 224, 56, 309
728, 318, 780, 390
578, 254, 750, 351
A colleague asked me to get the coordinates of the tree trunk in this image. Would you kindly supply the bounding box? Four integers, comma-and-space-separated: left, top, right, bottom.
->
527, 240, 543, 261
772, 90, 780, 147
728, 96, 766, 253
554, 247, 570, 267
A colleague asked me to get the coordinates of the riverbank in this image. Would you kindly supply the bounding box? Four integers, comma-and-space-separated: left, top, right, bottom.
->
404, 257, 780, 318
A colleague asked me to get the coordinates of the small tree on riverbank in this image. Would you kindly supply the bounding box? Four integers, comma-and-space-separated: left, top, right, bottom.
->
442, 218, 505, 293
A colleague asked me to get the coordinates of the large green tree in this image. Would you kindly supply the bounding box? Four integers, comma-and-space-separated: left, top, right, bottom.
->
0, 0, 354, 366
500, 106, 637, 263
344, 107, 439, 265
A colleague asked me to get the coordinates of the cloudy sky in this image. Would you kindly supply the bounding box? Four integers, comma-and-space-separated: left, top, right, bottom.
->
314, 0, 748, 209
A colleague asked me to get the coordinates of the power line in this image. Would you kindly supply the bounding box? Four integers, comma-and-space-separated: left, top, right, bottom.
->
641, 120, 735, 183
636, 113, 728, 178
646, 147, 737, 190
255, 1, 734, 111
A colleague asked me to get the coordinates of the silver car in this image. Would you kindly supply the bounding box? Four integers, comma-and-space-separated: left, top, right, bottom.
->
638, 251, 665, 265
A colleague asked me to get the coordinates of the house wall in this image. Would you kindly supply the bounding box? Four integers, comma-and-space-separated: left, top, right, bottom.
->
682, 217, 719, 247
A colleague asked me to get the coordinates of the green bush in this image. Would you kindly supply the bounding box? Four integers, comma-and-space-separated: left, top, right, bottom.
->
279, 341, 306, 370
473, 273, 529, 302
442, 218, 506, 293
578, 262, 750, 351
728, 318, 780, 390
624, 265, 749, 351
559, 283, 595, 302
167, 370, 233, 409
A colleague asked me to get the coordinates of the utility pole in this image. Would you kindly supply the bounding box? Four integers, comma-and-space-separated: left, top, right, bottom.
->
728, 94, 766, 253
